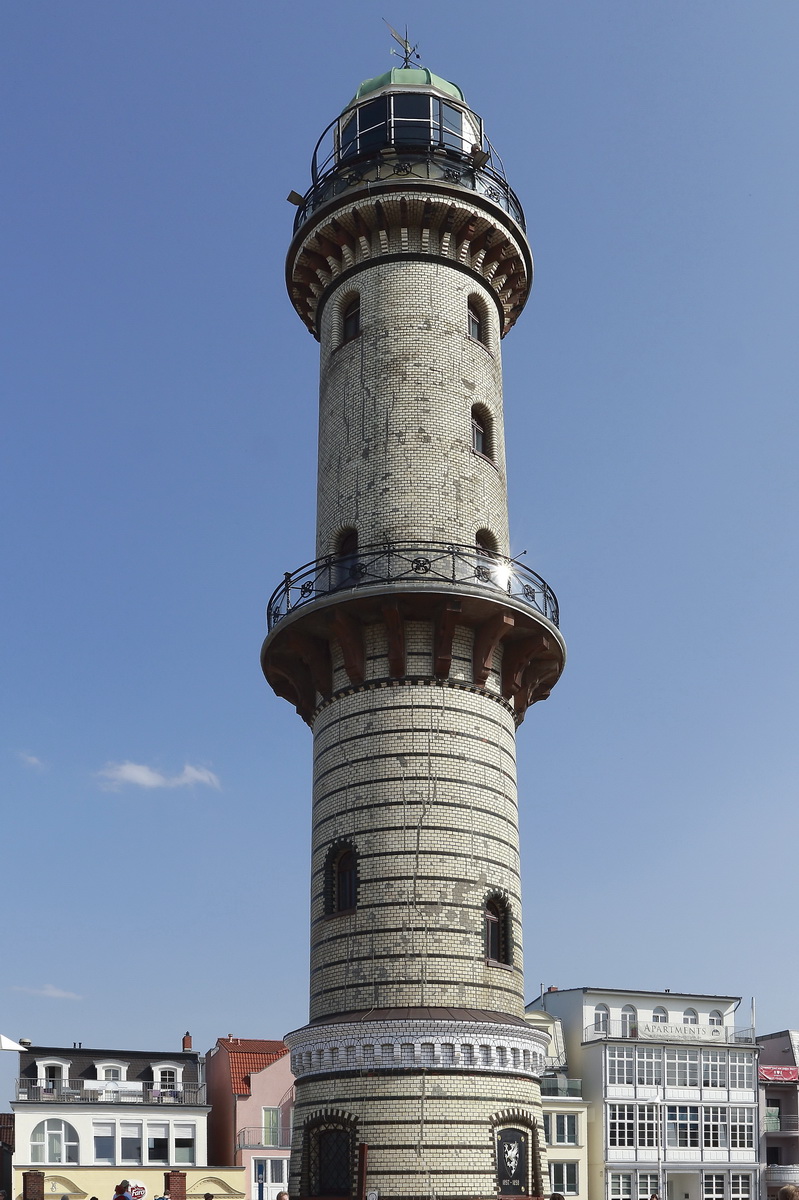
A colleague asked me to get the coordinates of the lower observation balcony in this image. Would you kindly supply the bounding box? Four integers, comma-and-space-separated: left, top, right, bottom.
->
261, 541, 565, 725
266, 541, 558, 630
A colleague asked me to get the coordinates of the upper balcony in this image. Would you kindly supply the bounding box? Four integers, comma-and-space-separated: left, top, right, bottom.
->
540, 1076, 583, 1098
266, 541, 559, 631
15, 1078, 205, 1104
236, 1125, 293, 1151
765, 1167, 799, 1185
764, 1115, 799, 1134
583, 1020, 756, 1044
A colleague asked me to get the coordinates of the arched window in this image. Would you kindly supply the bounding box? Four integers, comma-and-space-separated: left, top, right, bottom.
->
468, 297, 487, 344
341, 296, 360, 344
621, 1005, 638, 1037
303, 1116, 356, 1198
485, 894, 511, 964
476, 529, 497, 556
31, 1119, 79, 1164
335, 527, 359, 587
325, 842, 358, 914
652, 1006, 668, 1024
708, 1010, 723, 1026
471, 404, 493, 459
683, 1008, 698, 1025
335, 850, 357, 912
594, 1004, 609, 1034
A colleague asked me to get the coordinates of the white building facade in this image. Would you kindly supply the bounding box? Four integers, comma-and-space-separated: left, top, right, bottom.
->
527, 989, 759, 1200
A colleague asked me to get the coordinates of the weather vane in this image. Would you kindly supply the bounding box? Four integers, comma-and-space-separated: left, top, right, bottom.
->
383, 19, 422, 68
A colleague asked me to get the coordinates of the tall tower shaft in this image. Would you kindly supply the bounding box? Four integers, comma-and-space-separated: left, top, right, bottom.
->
262, 64, 565, 1200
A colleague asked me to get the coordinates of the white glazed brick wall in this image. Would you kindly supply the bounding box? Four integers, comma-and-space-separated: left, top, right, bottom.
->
316, 261, 509, 556
309, 669, 525, 1023
289, 1069, 548, 1200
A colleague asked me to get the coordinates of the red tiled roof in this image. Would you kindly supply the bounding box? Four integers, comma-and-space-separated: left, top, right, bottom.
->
217, 1039, 288, 1095
0, 1111, 15, 1149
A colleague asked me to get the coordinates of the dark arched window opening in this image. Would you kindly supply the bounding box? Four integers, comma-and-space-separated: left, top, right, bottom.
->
303, 1117, 356, 1198
476, 529, 497, 556
485, 895, 511, 964
342, 297, 360, 344
335, 850, 357, 912
325, 841, 358, 915
335, 527, 359, 587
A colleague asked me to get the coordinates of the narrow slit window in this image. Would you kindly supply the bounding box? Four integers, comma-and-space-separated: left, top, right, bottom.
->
485, 895, 511, 964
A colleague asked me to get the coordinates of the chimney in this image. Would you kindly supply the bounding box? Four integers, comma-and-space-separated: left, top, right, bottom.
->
547, 986, 559, 993
182, 1032, 192, 1052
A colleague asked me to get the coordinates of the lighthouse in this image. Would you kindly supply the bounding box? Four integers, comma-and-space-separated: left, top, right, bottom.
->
261, 57, 565, 1200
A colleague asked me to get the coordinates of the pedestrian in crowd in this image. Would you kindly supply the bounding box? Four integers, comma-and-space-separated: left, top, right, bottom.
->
550, 1193, 565, 1200
777, 1187, 799, 1200
114, 1180, 132, 1200
276, 1192, 289, 1200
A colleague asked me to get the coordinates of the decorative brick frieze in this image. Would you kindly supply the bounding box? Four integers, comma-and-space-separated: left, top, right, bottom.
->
285, 1016, 549, 1081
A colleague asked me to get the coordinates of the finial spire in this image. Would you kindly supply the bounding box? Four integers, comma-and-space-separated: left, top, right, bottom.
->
383, 19, 421, 68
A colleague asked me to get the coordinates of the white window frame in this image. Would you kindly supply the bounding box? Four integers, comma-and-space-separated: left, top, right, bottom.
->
683, 1008, 699, 1025
120, 1121, 142, 1165
666, 1105, 700, 1148
703, 1174, 725, 1200
595, 1004, 609, 1033
652, 1006, 668, 1024
551, 1162, 578, 1196
637, 1105, 658, 1149
95, 1059, 129, 1082
636, 1047, 662, 1086
35, 1058, 71, 1087
173, 1122, 196, 1165
608, 1046, 635, 1085
702, 1051, 727, 1088
637, 1173, 659, 1200
621, 1005, 638, 1037
609, 1173, 633, 1200
708, 1011, 724, 1026
731, 1175, 752, 1200
151, 1060, 184, 1088
703, 1106, 728, 1148
728, 1053, 754, 1090
93, 1119, 116, 1164
609, 1104, 636, 1148
30, 1118, 79, 1164
729, 1107, 754, 1149
666, 1049, 699, 1087
555, 1113, 578, 1145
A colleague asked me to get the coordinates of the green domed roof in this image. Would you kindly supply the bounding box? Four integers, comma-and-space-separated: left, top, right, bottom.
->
343, 67, 465, 113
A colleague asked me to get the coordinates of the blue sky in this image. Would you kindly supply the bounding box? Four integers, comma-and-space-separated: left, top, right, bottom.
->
3, 1, 798, 1104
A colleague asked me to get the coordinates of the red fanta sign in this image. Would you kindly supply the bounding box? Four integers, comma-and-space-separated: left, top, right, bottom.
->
759, 1065, 799, 1081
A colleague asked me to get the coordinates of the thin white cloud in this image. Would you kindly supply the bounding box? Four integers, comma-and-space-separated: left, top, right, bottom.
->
19, 752, 46, 770
13, 983, 81, 1000
97, 760, 221, 791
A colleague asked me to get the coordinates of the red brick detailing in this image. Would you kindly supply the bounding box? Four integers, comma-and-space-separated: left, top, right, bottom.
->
165, 1171, 186, 1200
22, 1171, 45, 1200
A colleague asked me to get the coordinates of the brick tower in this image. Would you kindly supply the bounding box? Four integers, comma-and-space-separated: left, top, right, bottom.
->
261, 60, 565, 1200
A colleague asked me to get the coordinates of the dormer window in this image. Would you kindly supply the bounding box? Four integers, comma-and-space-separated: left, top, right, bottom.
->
35, 1058, 71, 1089
151, 1061, 184, 1095
95, 1059, 129, 1082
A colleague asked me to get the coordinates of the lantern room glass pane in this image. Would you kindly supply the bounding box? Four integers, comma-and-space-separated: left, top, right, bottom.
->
357, 97, 388, 154
393, 93, 431, 146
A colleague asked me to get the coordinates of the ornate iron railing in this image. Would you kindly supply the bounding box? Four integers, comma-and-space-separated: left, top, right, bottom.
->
293, 149, 525, 232
266, 541, 559, 630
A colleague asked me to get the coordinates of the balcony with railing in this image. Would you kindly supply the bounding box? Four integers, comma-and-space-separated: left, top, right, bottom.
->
764, 1115, 799, 1134
236, 1125, 293, 1150
765, 1166, 799, 1185
266, 542, 559, 631
540, 1076, 583, 1098
583, 1020, 756, 1044
15, 1078, 205, 1104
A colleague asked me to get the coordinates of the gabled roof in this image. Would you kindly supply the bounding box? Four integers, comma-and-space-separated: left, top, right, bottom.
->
216, 1039, 288, 1095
